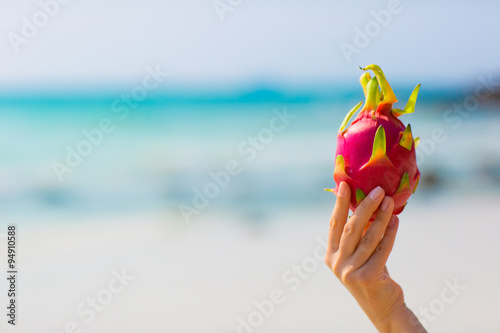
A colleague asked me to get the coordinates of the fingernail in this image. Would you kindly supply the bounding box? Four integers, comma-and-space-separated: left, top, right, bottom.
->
381, 197, 390, 211
369, 186, 383, 200
388, 215, 397, 227
338, 182, 347, 197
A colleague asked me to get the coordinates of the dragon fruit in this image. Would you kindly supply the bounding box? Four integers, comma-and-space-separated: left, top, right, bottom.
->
329, 64, 420, 215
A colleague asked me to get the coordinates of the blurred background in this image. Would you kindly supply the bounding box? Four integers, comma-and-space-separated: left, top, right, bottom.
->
1, 0, 500, 332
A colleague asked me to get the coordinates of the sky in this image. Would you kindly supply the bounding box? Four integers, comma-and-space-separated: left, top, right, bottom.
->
1, 0, 499, 91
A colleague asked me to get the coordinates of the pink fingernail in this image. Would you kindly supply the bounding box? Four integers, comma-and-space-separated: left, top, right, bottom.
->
381, 197, 390, 211
338, 182, 347, 197
389, 215, 397, 227
369, 186, 383, 200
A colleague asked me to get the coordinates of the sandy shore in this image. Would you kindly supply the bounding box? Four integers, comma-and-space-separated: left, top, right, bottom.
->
1, 195, 499, 333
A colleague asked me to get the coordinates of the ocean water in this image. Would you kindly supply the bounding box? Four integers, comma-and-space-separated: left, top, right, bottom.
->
1, 91, 499, 223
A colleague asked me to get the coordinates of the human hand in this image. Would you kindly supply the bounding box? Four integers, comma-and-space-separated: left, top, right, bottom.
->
324, 181, 426, 333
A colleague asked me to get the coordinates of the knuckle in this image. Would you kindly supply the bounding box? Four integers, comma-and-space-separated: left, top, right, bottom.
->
340, 266, 356, 284
355, 269, 373, 287
360, 234, 376, 248
324, 254, 332, 267
325, 254, 342, 277
375, 243, 390, 256
342, 223, 356, 237
340, 266, 375, 288
331, 262, 343, 278
340, 271, 352, 284
330, 217, 339, 228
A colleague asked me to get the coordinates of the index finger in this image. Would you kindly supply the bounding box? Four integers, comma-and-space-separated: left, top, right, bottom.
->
338, 186, 385, 257
327, 181, 351, 253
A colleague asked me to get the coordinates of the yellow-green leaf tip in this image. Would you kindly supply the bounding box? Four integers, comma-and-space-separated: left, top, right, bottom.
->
372, 125, 387, 158
334, 155, 347, 177
396, 172, 411, 194
362, 77, 380, 112
360, 125, 394, 170
339, 101, 363, 133
413, 174, 420, 194
392, 84, 420, 117
399, 124, 413, 151
359, 72, 371, 96
355, 188, 366, 206
360, 64, 398, 105
414, 137, 420, 149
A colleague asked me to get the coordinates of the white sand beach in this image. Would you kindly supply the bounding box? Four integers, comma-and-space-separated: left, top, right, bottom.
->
1, 194, 499, 333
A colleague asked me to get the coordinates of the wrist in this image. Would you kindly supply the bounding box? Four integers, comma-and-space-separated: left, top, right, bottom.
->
373, 303, 426, 333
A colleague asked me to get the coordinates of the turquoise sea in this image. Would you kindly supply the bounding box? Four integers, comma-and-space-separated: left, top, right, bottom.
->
1, 86, 499, 223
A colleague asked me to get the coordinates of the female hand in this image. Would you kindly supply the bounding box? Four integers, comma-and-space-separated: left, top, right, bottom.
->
324, 181, 426, 333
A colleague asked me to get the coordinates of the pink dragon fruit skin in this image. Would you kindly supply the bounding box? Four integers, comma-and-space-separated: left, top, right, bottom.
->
330, 65, 421, 216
